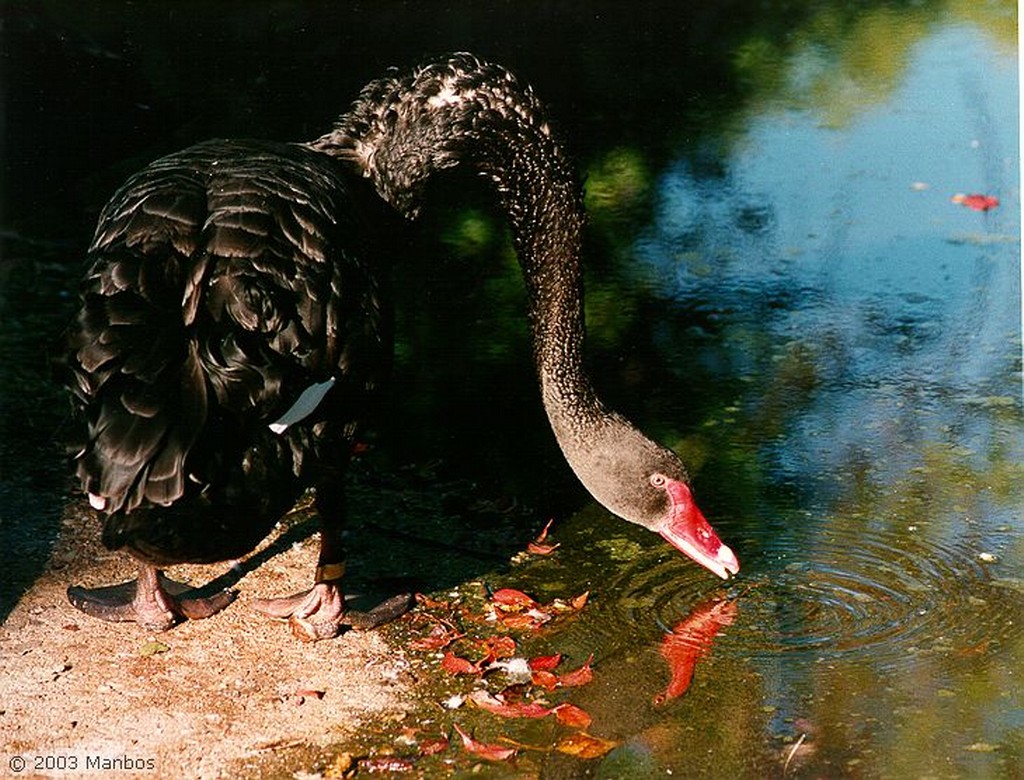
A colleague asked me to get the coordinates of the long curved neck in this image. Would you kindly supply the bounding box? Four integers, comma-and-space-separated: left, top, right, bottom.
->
310, 53, 600, 430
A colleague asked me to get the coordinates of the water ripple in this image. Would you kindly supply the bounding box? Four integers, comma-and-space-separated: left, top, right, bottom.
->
596, 522, 1020, 672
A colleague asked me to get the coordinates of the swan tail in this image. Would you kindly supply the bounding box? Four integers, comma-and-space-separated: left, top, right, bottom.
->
68, 161, 214, 516
69, 247, 209, 515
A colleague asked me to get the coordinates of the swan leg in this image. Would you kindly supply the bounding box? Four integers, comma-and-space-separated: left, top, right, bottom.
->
67, 563, 237, 631
252, 476, 352, 641
252, 476, 413, 640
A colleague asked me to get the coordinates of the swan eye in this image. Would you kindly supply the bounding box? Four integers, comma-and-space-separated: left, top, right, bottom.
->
649, 473, 667, 488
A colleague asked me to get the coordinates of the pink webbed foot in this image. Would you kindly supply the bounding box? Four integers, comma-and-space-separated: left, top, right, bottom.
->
252, 581, 347, 642
252, 583, 413, 641
67, 565, 236, 631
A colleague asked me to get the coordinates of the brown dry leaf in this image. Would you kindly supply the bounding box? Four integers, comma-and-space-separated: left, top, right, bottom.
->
555, 732, 619, 759
323, 752, 357, 779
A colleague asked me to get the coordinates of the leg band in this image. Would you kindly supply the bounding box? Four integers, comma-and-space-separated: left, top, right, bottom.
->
315, 562, 346, 583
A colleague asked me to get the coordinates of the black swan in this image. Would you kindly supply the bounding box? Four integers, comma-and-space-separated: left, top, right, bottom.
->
65, 53, 739, 641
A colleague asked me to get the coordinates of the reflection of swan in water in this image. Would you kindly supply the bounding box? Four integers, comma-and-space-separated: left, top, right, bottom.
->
65, 53, 738, 641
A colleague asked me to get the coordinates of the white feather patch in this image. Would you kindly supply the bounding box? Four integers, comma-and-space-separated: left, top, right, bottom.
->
268, 377, 336, 434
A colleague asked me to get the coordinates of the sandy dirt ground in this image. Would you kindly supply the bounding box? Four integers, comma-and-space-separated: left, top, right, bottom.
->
0, 499, 414, 780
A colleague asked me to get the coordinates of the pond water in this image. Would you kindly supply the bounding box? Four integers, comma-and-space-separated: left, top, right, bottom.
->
3, 2, 1020, 778
514, 13, 1022, 779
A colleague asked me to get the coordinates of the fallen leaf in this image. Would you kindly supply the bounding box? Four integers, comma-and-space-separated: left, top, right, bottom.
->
951, 193, 999, 211
323, 752, 356, 779
468, 689, 552, 719
556, 654, 595, 687
553, 703, 593, 729
409, 624, 464, 650
570, 591, 590, 611
531, 670, 560, 690
555, 732, 619, 759
498, 610, 551, 630
441, 651, 483, 676
528, 653, 563, 671
527, 541, 561, 555
453, 723, 517, 761
654, 597, 737, 705
414, 593, 452, 609
491, 588, 539, 609
418, 736, 450, 756
534, 518, 555, 543
478, 635, 518, 662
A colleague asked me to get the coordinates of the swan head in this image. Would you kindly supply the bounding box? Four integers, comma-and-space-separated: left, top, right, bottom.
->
557, 414, 740, 580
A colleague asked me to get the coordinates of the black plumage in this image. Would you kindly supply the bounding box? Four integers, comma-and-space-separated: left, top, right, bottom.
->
66, 53, 737, 640
67, 140, 393, 635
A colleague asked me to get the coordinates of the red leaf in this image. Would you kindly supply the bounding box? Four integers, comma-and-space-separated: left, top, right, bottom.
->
498, 611, 550, 630
418, 736, 450, 756
553, 703, 593, 729
654, 597, 737, 705
531, 670, 560, 690
453, 723, 517, 761
478, 635, 518, 662
528, 653, 563, 671
534, 518, 555, 543
952, 193, 999, 211
491, 588, 538, 609
414, 593, 451, 609
524, 517, 558, 553
556, 654, 594, 687
527, 541, 561, 555
570, 591, 590, 611
441, 651, 483, 676
468, 689, 553, 719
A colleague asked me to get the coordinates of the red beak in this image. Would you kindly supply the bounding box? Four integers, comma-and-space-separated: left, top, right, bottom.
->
658, 480, 739, 580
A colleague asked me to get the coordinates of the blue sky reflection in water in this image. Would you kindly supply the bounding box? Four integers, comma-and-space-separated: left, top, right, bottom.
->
544, 19, 1022, 778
